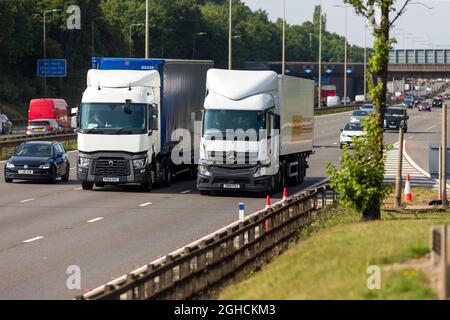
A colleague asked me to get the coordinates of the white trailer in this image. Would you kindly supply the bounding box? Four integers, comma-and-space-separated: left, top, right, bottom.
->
197, 69, 314, 195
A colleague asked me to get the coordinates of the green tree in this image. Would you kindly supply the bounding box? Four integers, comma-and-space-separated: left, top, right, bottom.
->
327, 0, 412, 220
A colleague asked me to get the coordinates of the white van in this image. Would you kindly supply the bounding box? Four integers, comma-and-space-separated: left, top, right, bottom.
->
327, 96, 341, 107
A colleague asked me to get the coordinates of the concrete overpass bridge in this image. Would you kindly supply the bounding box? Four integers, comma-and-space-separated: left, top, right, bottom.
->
245, 50, 450, 99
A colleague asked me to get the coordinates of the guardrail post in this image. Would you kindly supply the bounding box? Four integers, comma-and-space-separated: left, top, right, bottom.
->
442, 225, 450, 300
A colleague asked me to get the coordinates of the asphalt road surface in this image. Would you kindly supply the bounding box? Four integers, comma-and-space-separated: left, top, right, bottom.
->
0, 105, 448, 299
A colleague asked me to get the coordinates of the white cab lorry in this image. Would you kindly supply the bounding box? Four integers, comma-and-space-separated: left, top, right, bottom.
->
197, 69, 314, 195
75, 58, 212, 191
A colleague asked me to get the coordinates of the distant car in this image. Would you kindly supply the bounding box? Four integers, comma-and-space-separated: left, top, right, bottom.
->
435, 95, 445, 102
417, 101, 431, 112
0, 114, 13, 135
4, 141, 70, 184
341, 96, 351, 105
414, 96, 426, 107
444, 93, 450, 100
28, 98, 71, 133
360, 104, 374, 112
340, 122, 365, 149
384, 107, 409, 132
349, 110, 369, 123
26, 119, 63, 136
402, 98, 413, 109
433, 99, 443, 108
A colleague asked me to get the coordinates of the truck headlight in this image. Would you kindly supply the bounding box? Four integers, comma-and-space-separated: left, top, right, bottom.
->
254, 165, 270, 177
39, 163, 51, 169
6, 162, 14, 169
198, 164, 211, 176
384, 120, 387, 126
78, 157, 89, 168
132, 158, 147, 169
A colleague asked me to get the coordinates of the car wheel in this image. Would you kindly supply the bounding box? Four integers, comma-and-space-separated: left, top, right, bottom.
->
61, 163, 70, 182
82, 181, 94, 190
5, 178, 13, 183
340, 144, 344, 149
48, 169, 57, 184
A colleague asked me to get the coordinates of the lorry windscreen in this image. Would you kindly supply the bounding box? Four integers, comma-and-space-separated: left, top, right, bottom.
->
203, 110, 265, 134
80, 103, 147, 134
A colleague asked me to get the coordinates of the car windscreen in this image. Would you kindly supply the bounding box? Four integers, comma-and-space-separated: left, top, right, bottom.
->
14, 144, 53, 157
385, 109, 405, 116
30, 121, 50, 126
352, 110, 368, 117
360, 104, 373, 110
344, 123, 363, 131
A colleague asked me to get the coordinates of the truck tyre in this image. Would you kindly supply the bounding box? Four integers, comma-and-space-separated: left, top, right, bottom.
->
5, 178, 12, 183
82, 181, 94, 190
279, 160, 287, 192
298, 155, 305, 184
162, 160, 172, 187
200, 190, 210, 196
95, 182, 105, 188
288, 156, 300, 186
140, 166, 153, 192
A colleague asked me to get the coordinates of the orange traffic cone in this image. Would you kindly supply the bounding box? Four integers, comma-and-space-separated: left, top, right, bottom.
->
404, 174, 413, 202
266, 195, 271, 209
282, 187, 288, 201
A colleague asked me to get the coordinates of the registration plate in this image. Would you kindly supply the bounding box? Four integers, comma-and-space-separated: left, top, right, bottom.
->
18, 170, 33, 174
389, 125, 397, 128
33, 128, 44, 132
103, 177, 119, 182
223, 184, 241, 189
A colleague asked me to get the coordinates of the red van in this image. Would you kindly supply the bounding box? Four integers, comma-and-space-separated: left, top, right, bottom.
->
28, 99, 71, 133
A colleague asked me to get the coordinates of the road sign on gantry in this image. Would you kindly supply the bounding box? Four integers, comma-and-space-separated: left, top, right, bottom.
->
37, 59, 67, 77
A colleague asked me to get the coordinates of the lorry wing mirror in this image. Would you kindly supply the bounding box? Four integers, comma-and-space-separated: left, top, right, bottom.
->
149, 104, 158, 131
70, 107, 79, 129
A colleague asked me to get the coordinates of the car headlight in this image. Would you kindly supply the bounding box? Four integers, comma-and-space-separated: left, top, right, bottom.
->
132, 158, 147, 169
253, 165, 270, 178
6, 162, 14, 169
198, 164, 211, 176
39, 163, 51, 169
78, 157, 89, 168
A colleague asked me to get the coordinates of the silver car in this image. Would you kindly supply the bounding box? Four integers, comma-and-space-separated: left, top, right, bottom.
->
349, 110, 369, 123
0, 114, 12, 135
26, 119, 63, 136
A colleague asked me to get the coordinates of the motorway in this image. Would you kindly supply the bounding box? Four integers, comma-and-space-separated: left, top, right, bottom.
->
0, 106, 448, 299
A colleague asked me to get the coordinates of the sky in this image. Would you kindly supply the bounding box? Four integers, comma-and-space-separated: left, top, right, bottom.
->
242, 0, 450, 49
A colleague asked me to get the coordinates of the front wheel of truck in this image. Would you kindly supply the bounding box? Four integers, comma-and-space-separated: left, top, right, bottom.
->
199, 190, 210, 196
82, 181, 94, 190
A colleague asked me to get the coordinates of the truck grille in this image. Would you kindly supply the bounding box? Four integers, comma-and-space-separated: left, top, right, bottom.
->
93, 159, 129, 177
207, 151, 258, 165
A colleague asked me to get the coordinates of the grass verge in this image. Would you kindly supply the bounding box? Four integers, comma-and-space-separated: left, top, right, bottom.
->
218, 204, 448, 300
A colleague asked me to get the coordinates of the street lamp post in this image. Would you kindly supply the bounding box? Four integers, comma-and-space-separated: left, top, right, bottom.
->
43, 8, 61, 98
228, 0, 232, 69
364, 24, 367, 99
145, 0, 149, 59
318, 0, 323, 108
192, 32, 206, 59
282, 0, 286, 77
334, 4, 350, 106
129, 23, 144, 58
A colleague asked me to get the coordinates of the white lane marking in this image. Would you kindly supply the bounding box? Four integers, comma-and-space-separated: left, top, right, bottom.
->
74, 187, 82, 190
22, 236, 44, 243
139, 202, 152, 207
87, 217, 104, 223
180, 190, 191, 194
70, 167, 76, 170
20, 198, 35, 203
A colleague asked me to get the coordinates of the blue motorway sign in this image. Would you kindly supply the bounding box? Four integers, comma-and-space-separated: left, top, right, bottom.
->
37, 59, 67, 77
